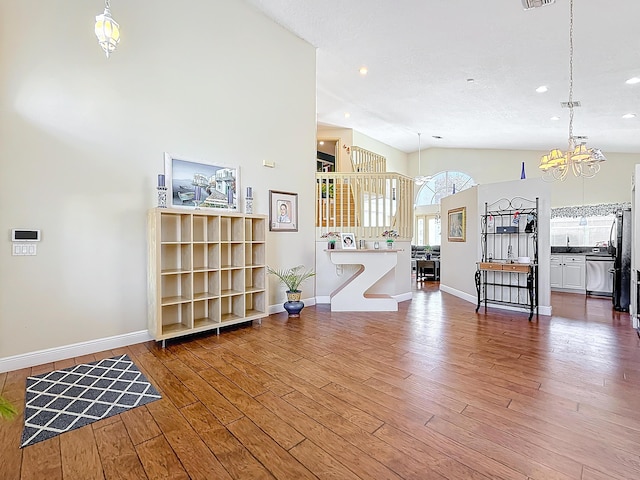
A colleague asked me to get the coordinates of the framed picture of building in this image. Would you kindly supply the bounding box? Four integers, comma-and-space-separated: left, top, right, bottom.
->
269, 190, 298, 231
448, 207, 466, 242
164, 153, 239, 210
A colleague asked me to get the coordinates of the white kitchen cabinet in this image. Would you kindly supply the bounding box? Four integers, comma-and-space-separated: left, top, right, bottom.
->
550, 255, 562, 288
550, 254, 585, 291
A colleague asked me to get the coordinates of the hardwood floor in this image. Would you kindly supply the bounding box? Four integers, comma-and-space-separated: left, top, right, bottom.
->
2, 284, 640, 479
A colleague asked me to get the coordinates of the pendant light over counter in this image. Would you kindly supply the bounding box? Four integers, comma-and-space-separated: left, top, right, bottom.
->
538, 0, 606, 181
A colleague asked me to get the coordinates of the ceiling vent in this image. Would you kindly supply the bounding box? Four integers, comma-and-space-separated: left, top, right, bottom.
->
521, 0, 556, 10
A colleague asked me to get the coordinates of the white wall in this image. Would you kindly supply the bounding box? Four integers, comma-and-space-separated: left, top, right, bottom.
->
316, 126, 409, 176
317, 126, 354, 172
0, 0, 317, 359
411, 147, 640, 208
440, 179, 551, 314
352, 131, 409, 176
440, 186, 480, 299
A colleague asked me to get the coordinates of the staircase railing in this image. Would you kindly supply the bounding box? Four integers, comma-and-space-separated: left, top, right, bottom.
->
351, 146, 386, 173
316, 172, 414, 240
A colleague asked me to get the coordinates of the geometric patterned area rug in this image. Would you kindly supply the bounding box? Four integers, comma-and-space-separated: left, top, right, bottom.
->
21, 354, 161, 448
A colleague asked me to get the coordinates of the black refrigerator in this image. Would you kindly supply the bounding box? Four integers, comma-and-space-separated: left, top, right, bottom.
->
610, 208, 632, 311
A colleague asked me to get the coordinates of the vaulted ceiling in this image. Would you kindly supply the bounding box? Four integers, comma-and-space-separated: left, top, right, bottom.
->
244, 0, 640, 154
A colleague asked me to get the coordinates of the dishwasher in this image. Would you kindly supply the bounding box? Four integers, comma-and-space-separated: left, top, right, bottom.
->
585, 254, 615, 297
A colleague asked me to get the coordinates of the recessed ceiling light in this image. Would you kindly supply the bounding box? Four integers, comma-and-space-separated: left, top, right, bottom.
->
622, 113, 636, 119
359, 66, 368, 76
318, 141, 325, 146
466, 78, 475, 83
432, 136, 442, 139
625, 77, 640, 85
536, 85, 548, 93
550, 116, 560, 121
344, 112, 351, 118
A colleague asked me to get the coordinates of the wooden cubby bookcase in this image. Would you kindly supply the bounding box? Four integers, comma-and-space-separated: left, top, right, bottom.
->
148, 208, 268, 344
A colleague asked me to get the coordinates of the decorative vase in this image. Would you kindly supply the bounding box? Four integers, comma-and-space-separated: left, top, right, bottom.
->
328, 241, 336, 249
157, 186, 168, 208
387, 240, 394, 249
284, 290, 304, 317
245, 187, 253, 214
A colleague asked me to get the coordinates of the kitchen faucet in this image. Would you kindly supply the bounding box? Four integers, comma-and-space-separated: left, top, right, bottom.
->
567, 235, 570, 248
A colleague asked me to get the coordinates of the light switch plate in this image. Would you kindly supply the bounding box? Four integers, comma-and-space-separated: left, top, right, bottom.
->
12, 243, 36, 256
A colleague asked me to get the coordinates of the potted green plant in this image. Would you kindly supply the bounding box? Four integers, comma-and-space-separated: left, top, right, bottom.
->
320, 182, 334, 198
381, 229, 399, 249
321, 231, 341, 249
0, 395, 17, 421
267, 265, 315, 316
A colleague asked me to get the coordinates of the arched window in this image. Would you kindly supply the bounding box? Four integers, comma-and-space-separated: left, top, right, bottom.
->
415, 171, 475, 206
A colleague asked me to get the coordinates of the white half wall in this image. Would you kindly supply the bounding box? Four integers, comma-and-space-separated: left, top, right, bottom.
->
315, 241, 412, 302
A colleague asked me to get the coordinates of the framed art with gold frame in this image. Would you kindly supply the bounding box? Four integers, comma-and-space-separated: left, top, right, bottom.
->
447, 207, 466, 242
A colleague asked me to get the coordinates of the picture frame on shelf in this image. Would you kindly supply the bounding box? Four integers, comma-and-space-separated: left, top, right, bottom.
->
341, 233, 356, 249
269, 190, 298, 231
164, 153, 239, 210
447, 206, 466, 242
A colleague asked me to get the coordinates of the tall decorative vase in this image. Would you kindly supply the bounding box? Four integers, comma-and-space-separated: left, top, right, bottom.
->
157, 186, 167, 208
284, 290, 304, 317
157, 174, 167, 208
245, 187, 253, 214
521, 161, 526, 179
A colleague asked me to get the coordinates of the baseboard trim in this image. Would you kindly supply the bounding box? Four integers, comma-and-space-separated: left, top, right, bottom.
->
439, 284, 477, 304
393, 291, 414, 303
315, 293, 412, 307
0, 330, 154, 374
439, 284, 552, 316
268, 297, 316, 315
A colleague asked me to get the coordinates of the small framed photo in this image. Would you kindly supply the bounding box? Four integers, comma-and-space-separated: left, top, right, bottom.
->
448, 207, 466, 242
269, 190, 298, 231
341, 233, 356, 249
164, 153, 239, 210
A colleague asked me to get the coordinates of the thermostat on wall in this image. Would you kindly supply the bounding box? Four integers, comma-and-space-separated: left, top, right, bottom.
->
12, 229, 41, 241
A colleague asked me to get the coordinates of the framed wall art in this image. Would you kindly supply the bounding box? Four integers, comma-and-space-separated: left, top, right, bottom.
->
164, 153, 239, 210
269, 190, 298, 231
447, 207, 466, 242
341, 233, 356, 249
